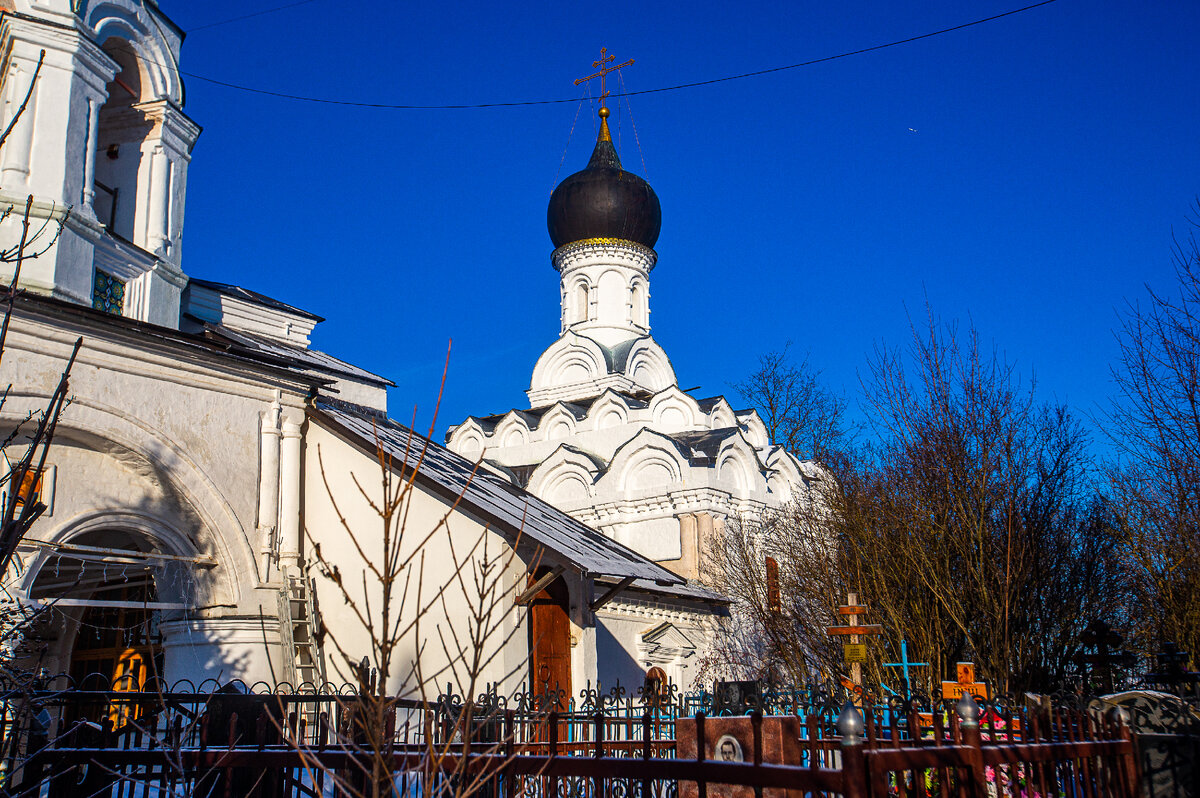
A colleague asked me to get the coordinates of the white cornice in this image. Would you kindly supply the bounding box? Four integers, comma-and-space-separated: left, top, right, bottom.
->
552, 239, 656, 274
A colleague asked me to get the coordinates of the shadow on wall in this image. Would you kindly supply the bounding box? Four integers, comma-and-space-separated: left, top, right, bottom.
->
13, 482, 264, 690
596, 618, 649, 693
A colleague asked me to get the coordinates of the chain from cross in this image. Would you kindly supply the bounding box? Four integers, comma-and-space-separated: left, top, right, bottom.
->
574, 47, 634, 105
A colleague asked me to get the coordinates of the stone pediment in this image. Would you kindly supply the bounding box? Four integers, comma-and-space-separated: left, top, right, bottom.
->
640, 621, 696, 661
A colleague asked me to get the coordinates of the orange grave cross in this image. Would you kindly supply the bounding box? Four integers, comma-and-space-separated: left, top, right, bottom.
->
826, 592, 883, 689
941, 661, 990, 701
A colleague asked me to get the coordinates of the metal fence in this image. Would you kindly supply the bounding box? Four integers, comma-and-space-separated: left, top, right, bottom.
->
0, 674, 1142, 798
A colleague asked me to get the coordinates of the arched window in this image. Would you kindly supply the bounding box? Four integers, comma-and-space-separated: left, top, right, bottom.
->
93, 38, 149, 241
572, 281, 589, 325
644, 666, 668, 706
765, 557, 781, 613
631, 282, 646, 328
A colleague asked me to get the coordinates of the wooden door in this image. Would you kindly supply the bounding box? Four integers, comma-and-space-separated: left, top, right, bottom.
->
68, 580, 161, 730
529, 572, 571, 710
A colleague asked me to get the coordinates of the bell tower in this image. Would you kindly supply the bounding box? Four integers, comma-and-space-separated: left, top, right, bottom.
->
0, 1, 200, 328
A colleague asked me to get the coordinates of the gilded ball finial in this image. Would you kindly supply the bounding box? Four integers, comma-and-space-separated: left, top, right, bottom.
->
598, 106, 610, 119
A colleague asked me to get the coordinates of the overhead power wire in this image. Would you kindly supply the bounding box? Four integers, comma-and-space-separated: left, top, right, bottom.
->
157, 0, 1060, 110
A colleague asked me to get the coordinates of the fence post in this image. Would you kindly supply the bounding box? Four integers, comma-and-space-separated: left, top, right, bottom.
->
956, 694, 985, 798
1107, 706, 1142, 798
837, 701, 869, 798
15, 713, 48, 795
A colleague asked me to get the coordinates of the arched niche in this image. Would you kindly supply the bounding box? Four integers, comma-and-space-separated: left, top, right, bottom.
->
527, 447, 599, 505
18, 515, 210, 689
623, 340, 676, 394
650, 388, 700, 433
85, 1, 184, 104
530, 335, 609, 397
737, 411, 771, 449
493, 415, 529, 448
717, 455, 749, 493
455, 431, 484, 459
541, 406, 576, 441
596, 269, 627, 327
609, 437, 686, 494
571, 279, 590, 326
588, 392, 629, 432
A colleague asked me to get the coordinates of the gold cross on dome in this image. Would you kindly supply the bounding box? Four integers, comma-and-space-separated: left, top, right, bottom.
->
574, 47, 634, 105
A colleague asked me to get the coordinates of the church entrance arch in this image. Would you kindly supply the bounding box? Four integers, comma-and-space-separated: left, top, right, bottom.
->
527, 567, 571, 708
25, 523, 201, 703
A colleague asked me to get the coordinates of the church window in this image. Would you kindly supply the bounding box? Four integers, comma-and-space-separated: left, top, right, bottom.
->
93, 269, 126, 315
631, 282, 646, 327
644, 666, 668, 706
572, 281, 589, 324
69, 579, 163, 730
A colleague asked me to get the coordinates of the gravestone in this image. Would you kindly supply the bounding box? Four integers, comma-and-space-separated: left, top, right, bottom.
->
676, 715, 813, 798
1097, 690, 1199, 798
712, 680, 762, 715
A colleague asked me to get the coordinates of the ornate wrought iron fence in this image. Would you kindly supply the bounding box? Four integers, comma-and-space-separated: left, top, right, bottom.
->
0, 674, 1142, 798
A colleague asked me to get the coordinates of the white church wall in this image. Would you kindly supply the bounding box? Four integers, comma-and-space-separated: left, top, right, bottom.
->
595, 599, 713, 695
303, 421, 531, 698
0, 306, 317, 684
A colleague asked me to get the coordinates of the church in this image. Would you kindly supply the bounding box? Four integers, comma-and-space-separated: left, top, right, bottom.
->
445, 85, 823, 689
0, 0, 708, 701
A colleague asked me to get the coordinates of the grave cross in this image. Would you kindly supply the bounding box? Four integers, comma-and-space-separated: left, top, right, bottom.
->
883, 639, 929, 697
827, 592, 883, 690
1077, 619, 1135, 694
1148, 642, 1199, 693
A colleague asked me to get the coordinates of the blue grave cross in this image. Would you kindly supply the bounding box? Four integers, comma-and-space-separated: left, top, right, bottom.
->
882, 639, 929, 696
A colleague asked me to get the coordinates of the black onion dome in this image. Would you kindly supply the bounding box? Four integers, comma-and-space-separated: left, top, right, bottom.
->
547, 113, 661, 249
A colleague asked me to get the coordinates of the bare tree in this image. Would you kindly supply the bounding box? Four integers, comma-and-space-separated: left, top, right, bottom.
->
1105, 209, 1200, 663
711, 313, 1126, 695
840, 311, 1127, 694
698, 502, 843, 685
732, 343, 850, 462
279, 366, 538, 798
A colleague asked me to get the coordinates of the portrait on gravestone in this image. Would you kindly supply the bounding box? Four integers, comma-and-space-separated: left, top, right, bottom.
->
715, 734, 744, 762
713, 680, 761, 715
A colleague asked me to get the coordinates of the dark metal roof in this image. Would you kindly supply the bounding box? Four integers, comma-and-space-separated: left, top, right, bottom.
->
314, 402, 684, 586
594, 576, 731, 606
460, 390, 649, 436
668, 427, 741, 464
197, 323, 393, 388
14, 292, 329, 388
187, 278, 324, 322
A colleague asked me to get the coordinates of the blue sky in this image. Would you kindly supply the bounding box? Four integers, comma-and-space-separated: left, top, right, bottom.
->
165, 0, 1200, 445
